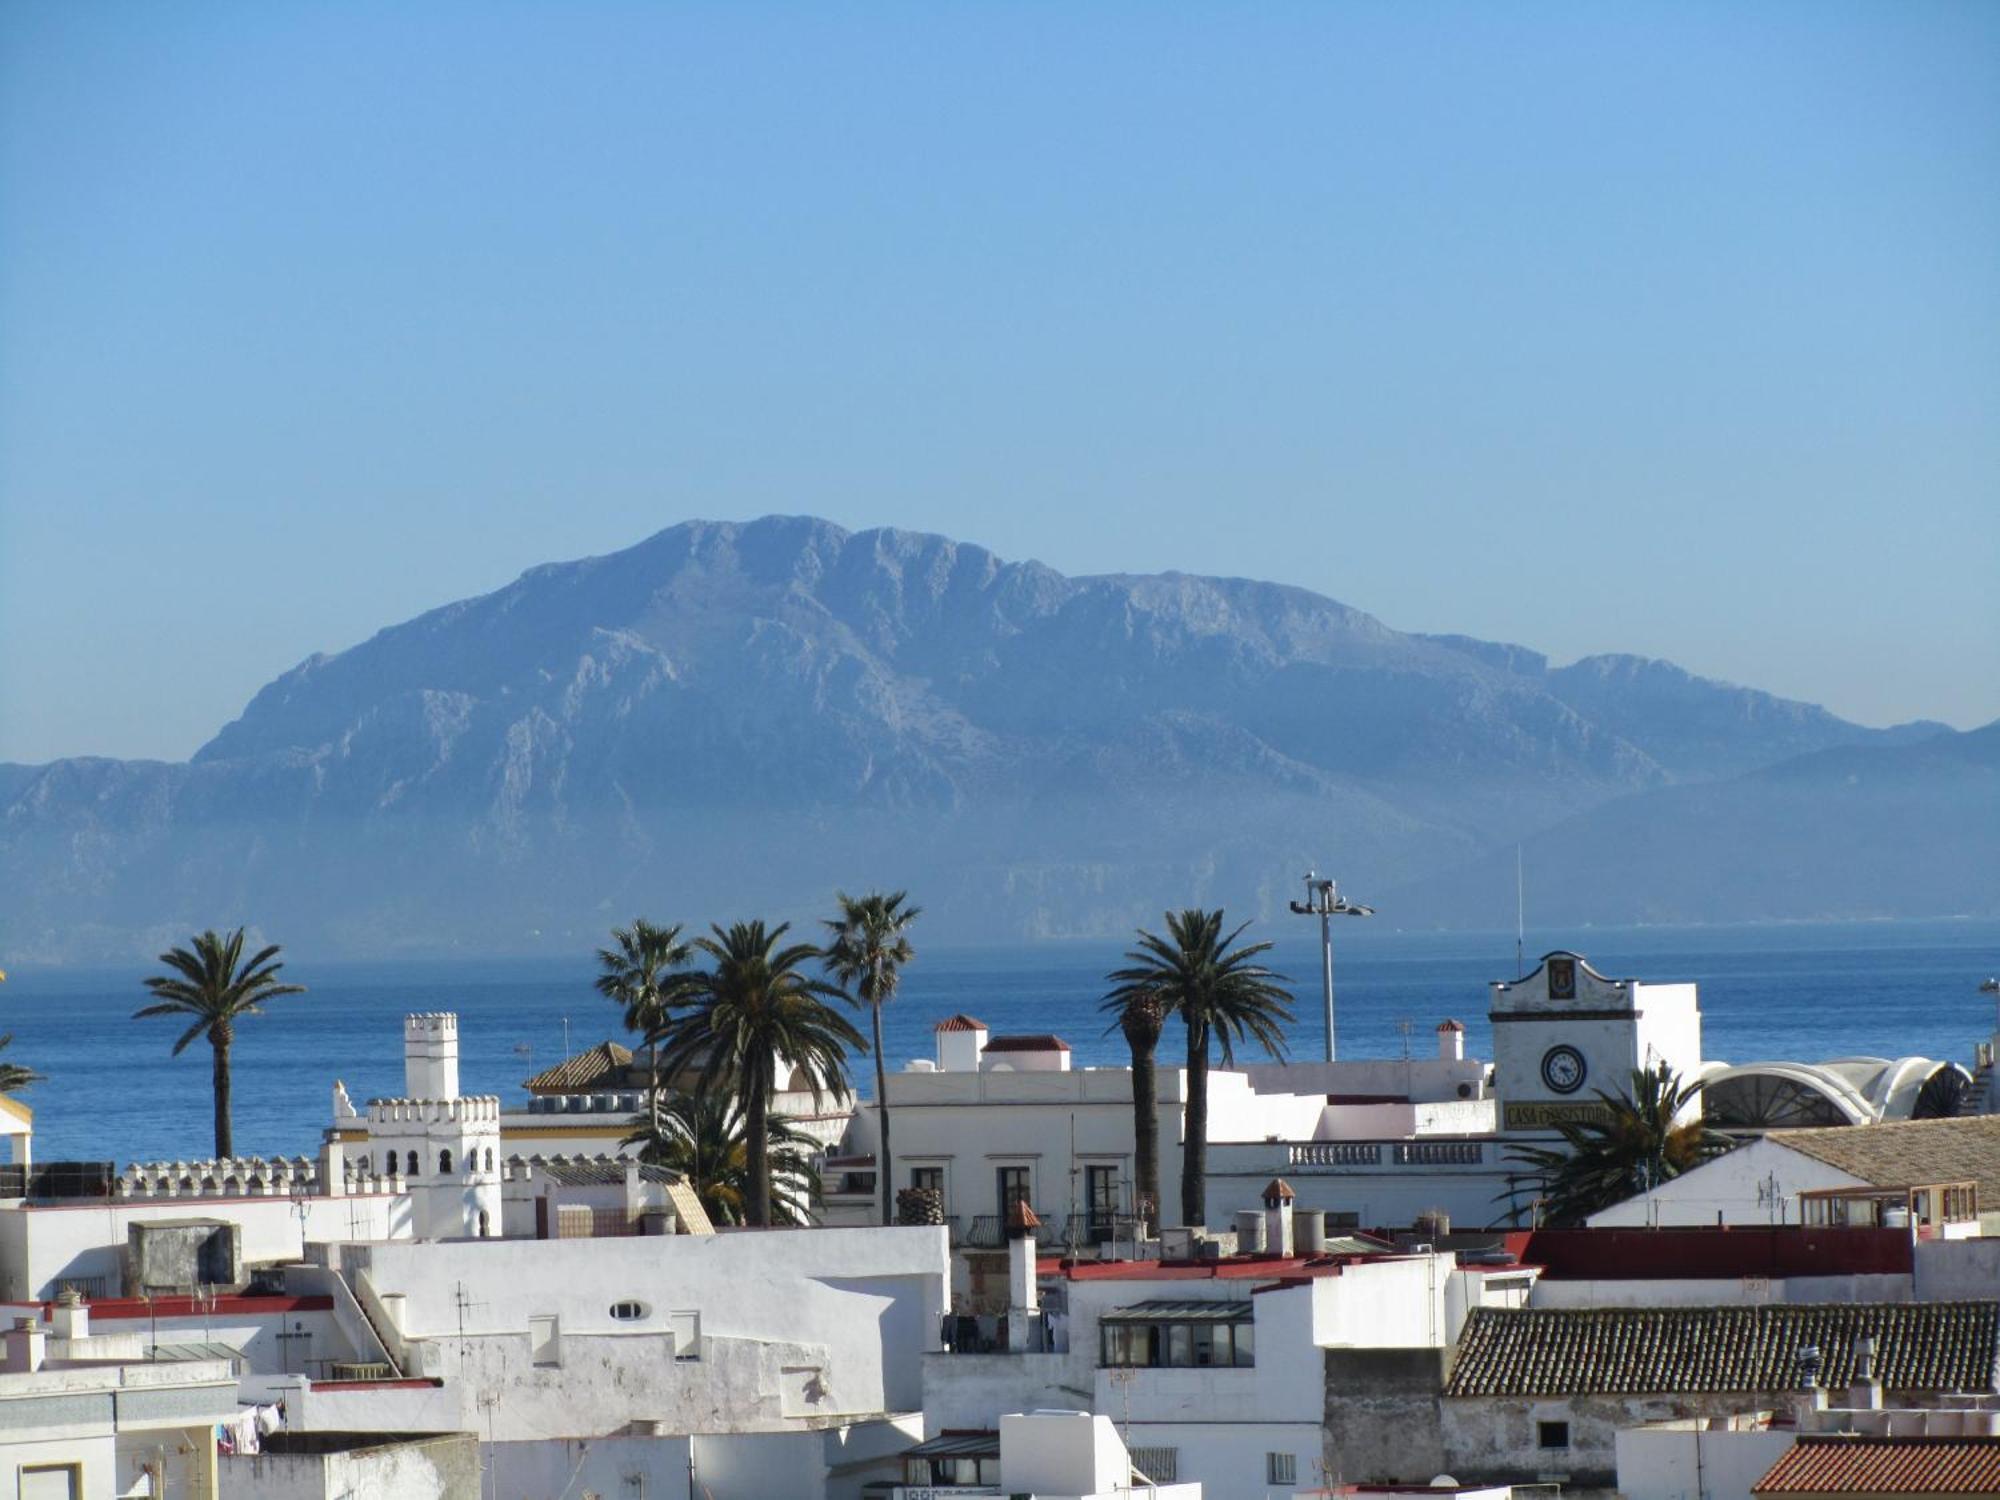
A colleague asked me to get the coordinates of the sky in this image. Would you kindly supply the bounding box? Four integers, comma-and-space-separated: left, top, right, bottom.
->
1, 2, 1995, 764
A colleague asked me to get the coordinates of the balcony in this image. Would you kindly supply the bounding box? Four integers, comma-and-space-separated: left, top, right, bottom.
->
1278, 1139, 1491, 1171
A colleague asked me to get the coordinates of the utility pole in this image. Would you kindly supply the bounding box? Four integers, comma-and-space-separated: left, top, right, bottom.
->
1288, 870, 1374, 1062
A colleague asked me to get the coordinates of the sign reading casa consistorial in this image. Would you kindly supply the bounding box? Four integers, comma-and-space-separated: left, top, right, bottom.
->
1490, 951, 1704, 1134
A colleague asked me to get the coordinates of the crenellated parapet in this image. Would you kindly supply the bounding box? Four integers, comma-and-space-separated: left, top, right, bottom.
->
116, 1154, 408, 1199
365, 1095, 502, 1127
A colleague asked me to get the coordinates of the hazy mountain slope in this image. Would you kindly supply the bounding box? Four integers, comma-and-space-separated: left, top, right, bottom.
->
0, 516, 1977, 960
1384, 722, 2000, 927
1416, 634, 1944, 780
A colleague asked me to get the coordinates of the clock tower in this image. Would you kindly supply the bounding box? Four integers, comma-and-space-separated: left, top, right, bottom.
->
1490, 951, 1704, 1134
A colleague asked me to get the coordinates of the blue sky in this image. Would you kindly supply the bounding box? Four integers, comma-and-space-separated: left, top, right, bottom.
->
2, 2, 1995, 762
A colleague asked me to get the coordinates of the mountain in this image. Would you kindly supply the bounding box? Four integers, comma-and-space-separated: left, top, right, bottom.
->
0, 516, 1981, 960
1386, 722, 2000, 927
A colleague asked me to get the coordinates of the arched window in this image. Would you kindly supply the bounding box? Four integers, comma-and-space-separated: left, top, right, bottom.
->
484, 1148, 495, 1172
439, 1148, 453, 1174
406, 1150, 419, 1176
477, 1209, 491, 1238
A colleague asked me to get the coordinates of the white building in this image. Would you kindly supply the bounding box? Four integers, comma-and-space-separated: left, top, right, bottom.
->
348, 1015, 502, 1241
1586, 1114, 1999, 1233
0, 1303, 240, 1500
284, 1222, 951, 1498
920, 1196, 1526, 1500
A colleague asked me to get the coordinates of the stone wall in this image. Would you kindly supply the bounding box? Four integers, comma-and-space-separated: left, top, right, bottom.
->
1323, 1348, 1448, 1484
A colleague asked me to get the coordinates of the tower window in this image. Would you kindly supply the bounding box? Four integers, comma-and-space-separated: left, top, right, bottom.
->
406, 1151, 418, 1176
439, 1148, 453, 1174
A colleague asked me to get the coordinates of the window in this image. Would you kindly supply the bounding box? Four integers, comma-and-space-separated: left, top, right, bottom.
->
19, 1464, 82, 1500
997, 1165, 1031, 1216
484, 1148, 495, 1172
1267, 1452, 1297, 1485
1129, 1447, 1179, 1483
609, 1300, 648, 1321
406, 1150, 418, 1176
1087, 1164, 1119, 1232
438, 1148, 453, 1174
1100, 1314, 1254, 1368
1538, 1420, 1570, 1451
910, 1165, 944, 1195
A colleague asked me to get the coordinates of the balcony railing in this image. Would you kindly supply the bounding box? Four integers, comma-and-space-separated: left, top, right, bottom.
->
1289, 1142, 1383, 1168
1285, 1140, 1485, 1169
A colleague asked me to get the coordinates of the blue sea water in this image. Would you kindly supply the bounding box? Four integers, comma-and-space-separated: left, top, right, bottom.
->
4, 920, 1997, 1166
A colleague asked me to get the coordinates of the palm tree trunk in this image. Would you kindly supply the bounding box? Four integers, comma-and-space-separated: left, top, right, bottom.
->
211, 1024, 234, 1158
1181, 1015, 1208, 1229
871, 1000, 891, 1226
1131, 1039, 1159, 1235
746, 1082, 771, 1228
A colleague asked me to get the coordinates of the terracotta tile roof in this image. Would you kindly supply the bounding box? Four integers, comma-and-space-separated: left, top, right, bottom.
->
1445, 1303, 2000, 1398
522, 1042, 636, 1093
982, 1034, 1070, 1052
1753, 1436, 2000, 1495
934, 1014, 988, 1032
1774, 1116, 2000, 1202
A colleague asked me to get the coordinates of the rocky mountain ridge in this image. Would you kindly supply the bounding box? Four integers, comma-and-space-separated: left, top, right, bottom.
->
2, 516, 1986, 960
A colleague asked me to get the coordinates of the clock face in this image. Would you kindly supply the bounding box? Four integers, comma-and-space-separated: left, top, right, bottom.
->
1542, 1045, 1587, 1095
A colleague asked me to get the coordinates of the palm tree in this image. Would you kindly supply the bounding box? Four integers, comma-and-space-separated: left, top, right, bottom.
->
823, 890, 921, 1226
1111, 909, 1293, 1229
0, 1035, 41, 1095
1099, 984, 1171, 1235
135, 928, 306, 1157
594, 919, 693, 1117
1506, 1064, 1731, 1225
625, 1090, 820, 1227
649, 920, 864, 1227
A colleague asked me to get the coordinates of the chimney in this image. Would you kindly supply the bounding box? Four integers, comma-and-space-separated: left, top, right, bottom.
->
1437, 1020, 1465, 1061
49, 1289, 88, 1342
4, 1317, 46, 1374
1006, 1201, 1041, 1351
1793, 1343, 1828, 1429
1262, 1178, 1296, 1256
1848, 1334, 1882, 1411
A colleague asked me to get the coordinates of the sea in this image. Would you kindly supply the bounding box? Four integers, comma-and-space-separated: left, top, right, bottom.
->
5, 919, 1998, 1167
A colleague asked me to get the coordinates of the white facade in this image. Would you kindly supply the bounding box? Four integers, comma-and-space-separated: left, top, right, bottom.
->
355, 1015, 502, 1241
0, 1343, 238, 1500
922, 1250, 1501, 1500
313, 1224, 948, 1443
1488, 952, 1703, 1136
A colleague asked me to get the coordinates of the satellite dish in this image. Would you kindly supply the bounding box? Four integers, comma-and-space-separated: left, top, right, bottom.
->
1431, 1477, 1462, 1488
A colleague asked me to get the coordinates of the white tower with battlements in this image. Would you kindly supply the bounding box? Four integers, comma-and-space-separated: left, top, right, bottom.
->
363, 1014, 502, 1240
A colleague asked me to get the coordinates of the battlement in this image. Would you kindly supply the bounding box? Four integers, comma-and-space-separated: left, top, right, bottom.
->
366, 1095, 502, 1128
404, 1012, 458, 1038
117, 1154, 406, 1200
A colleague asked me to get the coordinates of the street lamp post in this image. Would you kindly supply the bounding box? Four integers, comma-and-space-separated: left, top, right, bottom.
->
1288, 870, 1374, 1062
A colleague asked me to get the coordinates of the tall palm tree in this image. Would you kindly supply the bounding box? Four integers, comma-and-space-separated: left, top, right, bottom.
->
650, 921, 864, 1227
1506, 1064, 1731, 1226
594, 919, 692, 1117
1111, 909, 1293, 1229
823, 890, 921, 1226
135, 928, 306, 1157
0, 1035, 42, 1096
625, 1090, 820, 1227
1099, 984, 1171, 1235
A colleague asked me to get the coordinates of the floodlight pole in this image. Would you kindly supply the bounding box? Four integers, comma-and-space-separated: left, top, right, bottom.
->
1288, 870, 1374, 1063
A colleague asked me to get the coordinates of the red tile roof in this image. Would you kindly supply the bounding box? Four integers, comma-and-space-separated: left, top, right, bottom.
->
1753, 1437, 2000, 1495
982, 1034, 1070, 1052
934, 1013, 989, 1032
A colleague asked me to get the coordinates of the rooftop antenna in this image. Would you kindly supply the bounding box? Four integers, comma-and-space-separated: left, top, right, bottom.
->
1515, 845, 1525, 978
